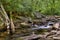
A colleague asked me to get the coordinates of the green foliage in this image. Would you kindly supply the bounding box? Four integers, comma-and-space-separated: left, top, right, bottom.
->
1, 0, 60, 16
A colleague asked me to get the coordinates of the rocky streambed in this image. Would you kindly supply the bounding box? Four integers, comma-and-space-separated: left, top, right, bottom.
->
0, 15, 60, 40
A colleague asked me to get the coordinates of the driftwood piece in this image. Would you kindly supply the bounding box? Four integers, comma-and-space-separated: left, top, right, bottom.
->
10, 17, 15, 33
53, 37, 60, 40
0, 4, 10, 34
0, 4, 9, 20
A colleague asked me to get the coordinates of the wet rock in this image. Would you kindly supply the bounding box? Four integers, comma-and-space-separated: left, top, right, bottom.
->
34, 11, 45, 19
41, 18, 47, 24
56, 31, 60, 35
53, 22, 60, 29
46, 16, 58, 22
46, 31, 57, 38
51, 30, 57, 33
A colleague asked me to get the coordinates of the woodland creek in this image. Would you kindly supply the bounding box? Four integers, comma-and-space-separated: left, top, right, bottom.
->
0, 20, 60, 40
1, 0, 60, 40
0, 12, 60, 40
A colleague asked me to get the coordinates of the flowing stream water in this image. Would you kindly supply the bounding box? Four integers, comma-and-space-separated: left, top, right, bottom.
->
0, 21, 54, 40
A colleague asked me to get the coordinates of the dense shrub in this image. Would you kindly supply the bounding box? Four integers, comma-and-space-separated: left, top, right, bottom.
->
0, 0, 60, 16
